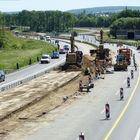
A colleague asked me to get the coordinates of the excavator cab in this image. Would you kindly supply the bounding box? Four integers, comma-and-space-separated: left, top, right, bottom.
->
66, 51, 83, 66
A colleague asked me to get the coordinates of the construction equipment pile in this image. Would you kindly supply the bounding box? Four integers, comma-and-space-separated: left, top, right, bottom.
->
83, 44, 113, 78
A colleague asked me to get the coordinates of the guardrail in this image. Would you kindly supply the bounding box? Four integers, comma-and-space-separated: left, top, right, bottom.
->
0, 35, 98, 93
0, 59, 65, 92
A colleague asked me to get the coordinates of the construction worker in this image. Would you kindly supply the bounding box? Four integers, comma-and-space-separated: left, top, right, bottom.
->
105, 102, 110, 119
120, 87, 124, 100
127, 77, 130, 88
131, 70, 134, 79
79, 132, 85, 140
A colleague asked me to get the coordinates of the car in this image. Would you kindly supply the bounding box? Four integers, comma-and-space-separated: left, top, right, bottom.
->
40, 54, 50, 64
0, 70, 5, 82
137, 46, 140, 50
63, 45, 69, 51
45, 36, 51, 41
51, 51, 59, 59
59, 48, 66, 54
55, 40, 59, 44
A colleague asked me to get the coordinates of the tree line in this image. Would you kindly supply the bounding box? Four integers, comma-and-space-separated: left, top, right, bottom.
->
0, 10, 76, 33
110, 9, 140, 37
0, 9, 140, 34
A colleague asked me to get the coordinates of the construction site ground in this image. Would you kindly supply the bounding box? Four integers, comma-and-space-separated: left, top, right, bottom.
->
0, 66, 113, 140
0, 44, 116, 140
0, 65, 131, 140
0, 70, 82, 139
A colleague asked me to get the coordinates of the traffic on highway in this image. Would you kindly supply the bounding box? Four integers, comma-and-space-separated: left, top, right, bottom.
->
0, 2, 140, 140
1, 31, 140, 140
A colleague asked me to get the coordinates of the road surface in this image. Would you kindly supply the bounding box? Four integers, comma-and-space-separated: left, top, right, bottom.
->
0, 40, 95, 91
2, 34, 140, 140
19, 41, 140, 140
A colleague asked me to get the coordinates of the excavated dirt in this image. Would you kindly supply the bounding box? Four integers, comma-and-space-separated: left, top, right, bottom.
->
0, 52, 115, 140
0, 70, 89, 140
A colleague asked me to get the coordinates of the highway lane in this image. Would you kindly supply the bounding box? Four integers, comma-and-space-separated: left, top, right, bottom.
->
0, 41, 66, 87
0, 39, 95, 91
76, 41, 140, 140
1, 33, 139, 140
103, 49, 140, 140
19, 42, 140, 140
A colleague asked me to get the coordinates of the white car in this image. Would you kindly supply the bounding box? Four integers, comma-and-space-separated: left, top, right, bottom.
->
45, 36, 51, 41
40, 54, 50, 64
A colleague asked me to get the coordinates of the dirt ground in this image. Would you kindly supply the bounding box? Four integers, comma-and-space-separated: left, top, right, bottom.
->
0, 49, 115, 140
0, 71, 91, 140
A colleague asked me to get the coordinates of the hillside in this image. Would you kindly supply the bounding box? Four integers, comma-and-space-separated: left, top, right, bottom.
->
0, 31, 56, 73
67, 6, 140, 15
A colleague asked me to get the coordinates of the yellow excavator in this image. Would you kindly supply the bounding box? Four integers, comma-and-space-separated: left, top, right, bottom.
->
62, 32, 83, 70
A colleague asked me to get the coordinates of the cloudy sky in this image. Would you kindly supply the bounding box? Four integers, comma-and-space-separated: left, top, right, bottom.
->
0, 0, 140, 12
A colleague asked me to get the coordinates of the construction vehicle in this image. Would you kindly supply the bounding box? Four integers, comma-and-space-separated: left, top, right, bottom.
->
63, 32, 83, 69
117, 48, 132, 65
114, 54, 128, 71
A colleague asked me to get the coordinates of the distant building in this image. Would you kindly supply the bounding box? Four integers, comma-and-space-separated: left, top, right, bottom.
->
116, 29, 140, 40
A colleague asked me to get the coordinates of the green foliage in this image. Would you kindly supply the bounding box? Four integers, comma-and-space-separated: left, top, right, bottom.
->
75, 9, 140, 28
0, 31, 56, 73
1, 9, 140, 30
110, 18, 140, 36
76, 14, 112, 27
2, 10, 77, 33
117, 9, 140, 18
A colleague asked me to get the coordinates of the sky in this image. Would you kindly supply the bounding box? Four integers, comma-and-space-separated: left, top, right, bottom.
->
0, 0, 140, 12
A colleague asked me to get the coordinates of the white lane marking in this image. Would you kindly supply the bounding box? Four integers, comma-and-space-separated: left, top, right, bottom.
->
134, 126, 140, 140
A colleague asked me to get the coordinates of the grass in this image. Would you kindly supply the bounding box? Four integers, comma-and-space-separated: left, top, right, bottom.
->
0, 31, 57, 73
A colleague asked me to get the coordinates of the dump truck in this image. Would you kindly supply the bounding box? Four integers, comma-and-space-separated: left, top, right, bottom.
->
117, 48, 132, 65
114, 54, 128, 71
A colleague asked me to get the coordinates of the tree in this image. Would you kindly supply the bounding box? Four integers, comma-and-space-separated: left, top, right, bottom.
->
110, 18, 140, 36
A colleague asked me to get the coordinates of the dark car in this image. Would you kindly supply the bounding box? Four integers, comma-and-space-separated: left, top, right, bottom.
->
137, 46, 140, 50
0, 70, 5, 82
51, 52, 59, 59
63, 45, 69, 51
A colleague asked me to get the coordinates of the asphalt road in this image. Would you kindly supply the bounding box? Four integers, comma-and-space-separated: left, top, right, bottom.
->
104, 48, 140, 140
0, 41, 65, 87
2, 34, 140, 140
20, 39, 140, 140
0, 38, 95, 90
